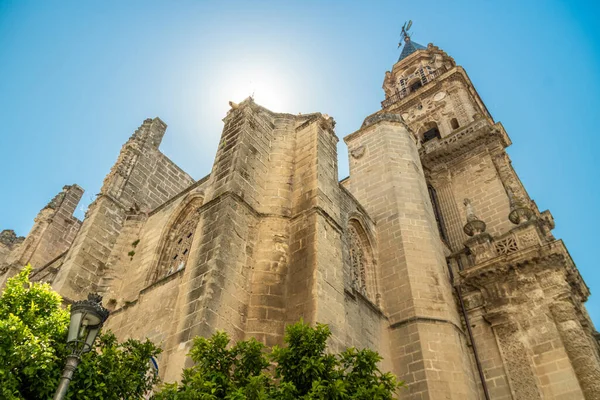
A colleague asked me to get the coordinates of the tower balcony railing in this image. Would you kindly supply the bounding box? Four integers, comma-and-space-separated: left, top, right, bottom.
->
381, 69, 442, 109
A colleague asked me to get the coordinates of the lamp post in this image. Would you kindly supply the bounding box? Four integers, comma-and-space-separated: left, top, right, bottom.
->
53, 293, 110, 400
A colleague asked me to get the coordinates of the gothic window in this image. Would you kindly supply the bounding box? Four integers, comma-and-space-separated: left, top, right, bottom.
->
348, 221, 378, 303
450, 118, 460, 130
428, 185, 449, 243
150, 197, 203, 283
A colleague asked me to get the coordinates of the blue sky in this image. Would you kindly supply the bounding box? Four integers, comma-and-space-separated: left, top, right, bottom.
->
1, 0, 599, 323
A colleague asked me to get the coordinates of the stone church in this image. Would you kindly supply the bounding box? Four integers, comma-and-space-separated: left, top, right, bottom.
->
2, 34, 599, 399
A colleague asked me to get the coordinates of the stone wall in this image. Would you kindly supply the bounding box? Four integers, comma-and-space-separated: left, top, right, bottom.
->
93, 100, 394, 383
343, 114, 479, 399
52, 118, 195, 301
0, 185, 83, 287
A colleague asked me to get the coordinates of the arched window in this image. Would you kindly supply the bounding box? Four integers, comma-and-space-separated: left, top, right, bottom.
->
407, 76, 422, 92
450, 118, 460, 130
348, 221, 378, 304
150, 197, 203, 283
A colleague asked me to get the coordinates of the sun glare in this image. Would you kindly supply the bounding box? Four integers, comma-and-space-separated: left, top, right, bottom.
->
218, 63, 294, 113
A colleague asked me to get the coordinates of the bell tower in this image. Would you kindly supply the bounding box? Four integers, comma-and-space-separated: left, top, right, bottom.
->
382, 34, 491, 146
420, 27, 600, 399
344, 23, 600, 399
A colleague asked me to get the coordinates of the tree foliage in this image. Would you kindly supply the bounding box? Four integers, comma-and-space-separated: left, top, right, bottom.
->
0, 266, 161, 399
153, 321, 402, 400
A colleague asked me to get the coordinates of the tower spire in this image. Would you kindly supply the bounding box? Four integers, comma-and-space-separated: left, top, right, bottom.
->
397, 20, 426, 61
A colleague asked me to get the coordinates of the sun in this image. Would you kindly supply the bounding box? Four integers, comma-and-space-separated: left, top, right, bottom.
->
220, 63, 293, 112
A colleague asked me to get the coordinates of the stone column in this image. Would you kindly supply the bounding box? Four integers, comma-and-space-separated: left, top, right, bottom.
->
550, 299, 600, 399
433, 175, 465, 251
491, 151, 529, 206
491, 318, 542, 400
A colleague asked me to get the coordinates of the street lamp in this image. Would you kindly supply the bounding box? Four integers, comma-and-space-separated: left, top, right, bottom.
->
53, 293, 110, 400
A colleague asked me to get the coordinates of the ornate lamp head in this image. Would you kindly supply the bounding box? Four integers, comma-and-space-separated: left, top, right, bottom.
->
66, 293, 110, 356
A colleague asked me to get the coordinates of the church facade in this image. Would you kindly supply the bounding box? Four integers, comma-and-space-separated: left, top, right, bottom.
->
2, 36, 599, 399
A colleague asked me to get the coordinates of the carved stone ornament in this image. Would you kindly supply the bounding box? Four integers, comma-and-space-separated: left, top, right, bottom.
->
433, 91, 447, 101
507, 186, 534, 225
350, 145, 366, 159
319, 114, 336, 131
462, 198, 486, 236
464, 232, 495, 264
494, 321, 543, 400
495, 235, 519, 255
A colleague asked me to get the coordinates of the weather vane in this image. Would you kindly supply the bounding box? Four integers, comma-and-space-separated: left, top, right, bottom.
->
398, 20, 413, 48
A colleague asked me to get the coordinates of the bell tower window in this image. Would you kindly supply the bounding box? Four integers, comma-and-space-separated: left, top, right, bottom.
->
421, 121, 441, 143
450, 118, 460, 130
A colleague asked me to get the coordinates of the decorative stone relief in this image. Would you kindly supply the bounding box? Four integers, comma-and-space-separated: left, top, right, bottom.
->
495, 236, 519, 255
433, 91, 446, 101
550, 300, 600, 399
516, 230, 539, 249
350, 145, 366, 159
468, 239, 495, 263
349, 225, 367, 293
494, 321, 543, 399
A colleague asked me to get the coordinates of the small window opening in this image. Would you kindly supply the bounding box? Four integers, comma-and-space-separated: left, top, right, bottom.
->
423, 127, 440, 142
428, 185, 449, 243
183, 249, 188, 255
450, 118, 460, 130
410, 80, 423, 92
173, 254, 178, 260
177, 238, 183, 244
187, 232, 193, 238
420, 121, 441, 143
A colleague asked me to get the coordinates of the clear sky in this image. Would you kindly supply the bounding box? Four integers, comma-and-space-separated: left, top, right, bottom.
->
1, 0, 599, 323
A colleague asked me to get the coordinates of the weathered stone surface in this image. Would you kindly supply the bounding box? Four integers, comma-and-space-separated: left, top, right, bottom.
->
2, 38, 598, 399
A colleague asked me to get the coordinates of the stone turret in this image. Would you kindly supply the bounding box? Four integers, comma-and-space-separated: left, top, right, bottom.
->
0, 185, 84, 288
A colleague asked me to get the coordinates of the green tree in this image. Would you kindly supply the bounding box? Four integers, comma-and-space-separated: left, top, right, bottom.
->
0, 266, 161, 400
153, 321, 402, 400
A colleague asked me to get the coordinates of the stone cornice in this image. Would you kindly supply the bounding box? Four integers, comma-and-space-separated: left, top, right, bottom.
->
384, 67, 462, 112
460, 239, 589, 301
419, 119, 510, 166
383, 66, 493, 123
343, 113, 411, 144
389, 315, 466, 339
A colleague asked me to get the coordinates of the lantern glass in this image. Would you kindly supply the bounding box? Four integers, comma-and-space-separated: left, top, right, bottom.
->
84, 325, 101, 352
66, 311, 84, 343
83, 312, 102, 327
